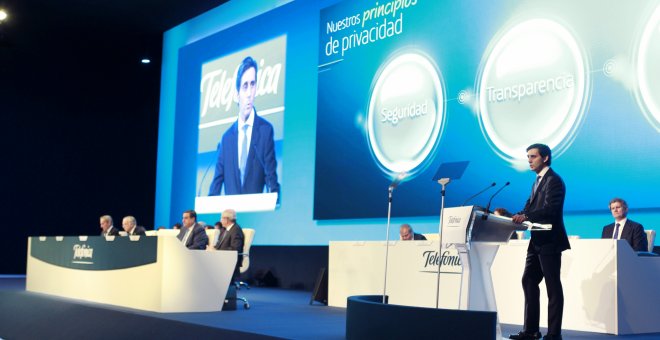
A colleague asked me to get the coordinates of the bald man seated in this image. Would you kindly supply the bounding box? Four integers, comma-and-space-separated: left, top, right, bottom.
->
399, 224, 427, 241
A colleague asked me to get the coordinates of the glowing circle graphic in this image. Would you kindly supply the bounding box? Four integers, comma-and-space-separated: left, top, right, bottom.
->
366, 52, 445, 177
477, 18, 590, 165
635, 4, 660, 132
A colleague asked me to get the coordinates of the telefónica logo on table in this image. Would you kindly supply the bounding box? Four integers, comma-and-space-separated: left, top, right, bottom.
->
367, 52, 445, 178
72, 244, 94, 261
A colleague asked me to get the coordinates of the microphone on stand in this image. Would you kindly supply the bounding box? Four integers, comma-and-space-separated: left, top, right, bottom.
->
389, 172, 408, 191
461, 182, 496, 206
485, 181, 510, 215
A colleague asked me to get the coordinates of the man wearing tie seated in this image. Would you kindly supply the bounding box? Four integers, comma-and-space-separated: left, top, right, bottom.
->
177, 210, 209, 250
100, 215, 120, 236
122, 216, 146, 236
399, 224, 427, 241
209, 209, 244, 280
601, 198, 648, 252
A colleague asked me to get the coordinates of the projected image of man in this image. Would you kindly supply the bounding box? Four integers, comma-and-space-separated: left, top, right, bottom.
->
209, 56, 280, 197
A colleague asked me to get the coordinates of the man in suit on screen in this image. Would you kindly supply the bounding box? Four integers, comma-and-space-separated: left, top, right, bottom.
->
510, 143, 570, 340
208, 56, 280, 197
177, 210, 209, 250
601, 198, 648, 252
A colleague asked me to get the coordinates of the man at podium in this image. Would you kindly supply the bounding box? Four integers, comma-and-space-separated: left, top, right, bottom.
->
510, 144, 570, 340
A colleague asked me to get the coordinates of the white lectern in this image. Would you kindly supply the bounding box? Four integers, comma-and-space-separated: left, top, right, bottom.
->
441, 206, 534, 338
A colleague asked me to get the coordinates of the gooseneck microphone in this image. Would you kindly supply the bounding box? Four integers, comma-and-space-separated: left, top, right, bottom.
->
485, 181, 510, 214
461, 182, 496, 206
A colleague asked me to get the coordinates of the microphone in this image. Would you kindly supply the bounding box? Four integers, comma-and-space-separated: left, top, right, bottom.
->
389, 172, 408, 190
461, 182, 496, 206
198, 160, 216, 196
485, 181, 510, 214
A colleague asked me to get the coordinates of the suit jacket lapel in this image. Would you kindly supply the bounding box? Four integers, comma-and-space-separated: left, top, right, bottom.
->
244, 114, 262, 187
186, 224, 195, 247
530, 169, 551, 206
621, 221, 632, 241
228, 123, 242, 190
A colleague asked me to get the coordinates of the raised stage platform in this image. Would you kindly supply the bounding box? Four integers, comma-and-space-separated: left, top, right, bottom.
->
0, 276, 658, 339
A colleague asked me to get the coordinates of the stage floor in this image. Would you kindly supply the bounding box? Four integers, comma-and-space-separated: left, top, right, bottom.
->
1, 276, 659, 339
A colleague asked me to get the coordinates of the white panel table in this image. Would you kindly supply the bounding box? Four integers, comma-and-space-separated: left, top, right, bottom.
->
27, 235, 236, 313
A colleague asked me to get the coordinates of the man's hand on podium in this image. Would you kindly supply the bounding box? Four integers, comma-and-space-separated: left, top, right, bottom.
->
512, 214, 527, 224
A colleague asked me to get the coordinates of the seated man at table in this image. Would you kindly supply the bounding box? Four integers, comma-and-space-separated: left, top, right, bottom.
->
209, 209, 245, 280
122, 216, 146, 236
99, 215, 120, 236
177, 210, 209, 250
399, 224, 427, 241
601, 198, 648, 252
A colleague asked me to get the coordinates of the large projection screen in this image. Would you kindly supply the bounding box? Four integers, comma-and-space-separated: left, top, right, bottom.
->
156, 0, 660, 246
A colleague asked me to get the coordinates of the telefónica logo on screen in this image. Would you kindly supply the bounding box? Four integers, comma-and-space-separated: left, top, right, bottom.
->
366, 52, 445, 179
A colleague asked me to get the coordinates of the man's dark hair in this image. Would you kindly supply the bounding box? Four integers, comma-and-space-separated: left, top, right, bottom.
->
609, 197, 628, 210
184, 209, 197, 221
235, 56, 258, 91
527, 143, 552, 166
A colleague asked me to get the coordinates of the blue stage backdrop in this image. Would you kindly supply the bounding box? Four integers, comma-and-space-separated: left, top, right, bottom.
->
156, 0, 660, 245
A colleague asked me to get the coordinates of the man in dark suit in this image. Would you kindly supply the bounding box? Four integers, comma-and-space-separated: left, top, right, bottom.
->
399, 224, 427, 240
121, 216, 146, 236
510, 144, 570, 340
210, 209, 245, 280
99, 215, 120, 236
177, 210, 209, 250
209, 56, 280, 197
601, 198, 648, 252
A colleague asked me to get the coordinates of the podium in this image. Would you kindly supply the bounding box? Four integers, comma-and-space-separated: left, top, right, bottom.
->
441, 206, 532, 337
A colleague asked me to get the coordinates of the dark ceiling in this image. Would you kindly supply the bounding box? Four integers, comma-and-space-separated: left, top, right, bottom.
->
0, 0, 228, 273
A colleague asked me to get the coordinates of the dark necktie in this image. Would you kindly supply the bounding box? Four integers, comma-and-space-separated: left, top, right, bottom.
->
531, 176, 541, 197
215, 227, 227, 248
612, 223, 620, 239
